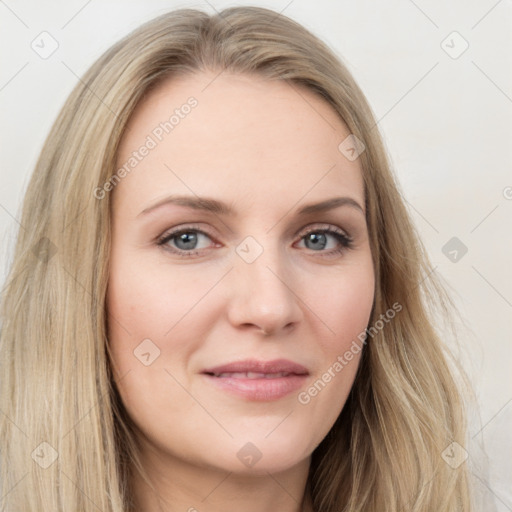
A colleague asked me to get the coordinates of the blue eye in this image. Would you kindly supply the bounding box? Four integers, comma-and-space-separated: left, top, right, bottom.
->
297, 229, 353, 254
157, 225, 353, 258
157, 228, 214, 257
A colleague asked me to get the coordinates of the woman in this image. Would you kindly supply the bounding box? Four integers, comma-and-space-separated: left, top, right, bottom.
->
0, 6, 473, 511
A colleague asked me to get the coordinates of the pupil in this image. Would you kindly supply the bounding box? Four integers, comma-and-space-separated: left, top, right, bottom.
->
306, 232, 326, 250
176, 232, 197, 250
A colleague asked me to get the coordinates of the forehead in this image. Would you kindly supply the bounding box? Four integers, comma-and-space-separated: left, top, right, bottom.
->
114, 72, 365, 218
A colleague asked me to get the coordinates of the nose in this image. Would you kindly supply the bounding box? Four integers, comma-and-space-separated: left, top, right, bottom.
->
225, 241, 303, 336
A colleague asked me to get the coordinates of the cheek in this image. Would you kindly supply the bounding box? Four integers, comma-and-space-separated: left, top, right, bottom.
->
307, 256, 375, 349
106, 249, 216, 352
105, 254, 208, 443
105, 248, 227, 415
296, 257, 374, 409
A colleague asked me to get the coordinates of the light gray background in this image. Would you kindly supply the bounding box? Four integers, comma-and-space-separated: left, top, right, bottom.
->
1, 1, 511, 509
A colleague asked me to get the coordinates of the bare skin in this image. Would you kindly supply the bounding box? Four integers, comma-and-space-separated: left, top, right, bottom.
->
107, 71, 375, 511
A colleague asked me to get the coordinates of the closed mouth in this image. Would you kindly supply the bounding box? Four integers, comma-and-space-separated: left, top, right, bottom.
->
200, 359, 309, 401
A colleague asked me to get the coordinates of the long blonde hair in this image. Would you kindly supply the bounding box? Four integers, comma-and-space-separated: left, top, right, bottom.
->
0, 6, 472, 511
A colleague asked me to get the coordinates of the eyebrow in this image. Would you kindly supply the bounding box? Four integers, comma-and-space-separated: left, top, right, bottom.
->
138, 194, 365, 217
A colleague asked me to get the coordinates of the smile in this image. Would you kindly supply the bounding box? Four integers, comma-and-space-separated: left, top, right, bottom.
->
209, 371, 294, 379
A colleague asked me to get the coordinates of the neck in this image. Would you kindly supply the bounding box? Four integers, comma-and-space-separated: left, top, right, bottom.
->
130, 445, 314, 512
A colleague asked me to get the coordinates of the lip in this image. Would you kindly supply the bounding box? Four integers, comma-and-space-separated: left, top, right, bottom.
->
201, 359, 309, 401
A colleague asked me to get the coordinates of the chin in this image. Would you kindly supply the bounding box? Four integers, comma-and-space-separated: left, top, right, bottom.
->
212, 431, 314, 476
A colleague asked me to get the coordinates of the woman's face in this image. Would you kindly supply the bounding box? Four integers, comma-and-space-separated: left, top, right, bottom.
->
107, 71, 375, 476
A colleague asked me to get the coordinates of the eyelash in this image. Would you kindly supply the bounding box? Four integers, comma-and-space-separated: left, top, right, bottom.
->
156, 223, 354, 259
